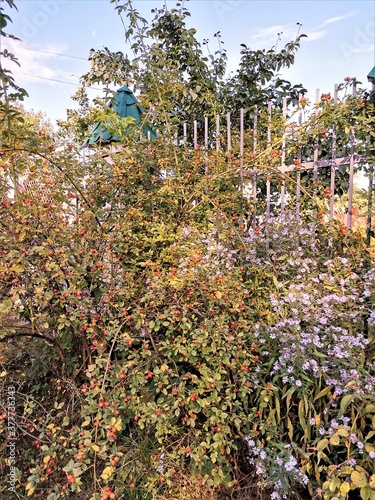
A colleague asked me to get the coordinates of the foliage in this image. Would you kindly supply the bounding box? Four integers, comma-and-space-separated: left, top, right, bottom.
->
0, 0, 28, 121
1, 127, 375, 499
66, 0, 307, 140
1, 2, 375, 500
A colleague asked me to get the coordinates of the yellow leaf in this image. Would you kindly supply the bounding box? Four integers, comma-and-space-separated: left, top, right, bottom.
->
161, 364, 168, 372
351, 470, 368, 488
43, 455, 51, 464
27, 487, 36, 496
26, 482, 34, 491
337, 428, 349, 437
369, 474, 375, 488
91, 444, 99, 452
215, 291, 222, 299
0, 371, 7, 377
329, 435, 340, 446
101, 466, 114, 480
82, 420, 90, 427
114, 418, 122, 432
340, 481, 350, 493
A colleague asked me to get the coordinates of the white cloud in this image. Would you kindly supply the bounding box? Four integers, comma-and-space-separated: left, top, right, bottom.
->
304, 30, 328, 42
345, 43, 374, 55
252, 23, 328, 46
251, 23, 305, 49
320, 11, 356, 27
252, 24, 292, 39
2, 39, 80, 87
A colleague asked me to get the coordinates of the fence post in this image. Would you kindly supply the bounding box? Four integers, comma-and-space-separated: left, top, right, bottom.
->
240, 108, 244, 195
252, 105, 258, 228
367, 163, 373, 247
296, 93, 303, 218
311, 89, 320, 245
280, 97, 287, 213
204, 116, 209, 175
227, 112, 231, 158
313, 89, 320, 183
347, 127, 355, 230
204, 117, 209, 150
183, 122, 187, 146
216, 115, 220, 152
266, 101, 272, 218
193, 120, 198, 149
347, 84, 357, 231
329, 84, 339, 221
367, 79, 375, 246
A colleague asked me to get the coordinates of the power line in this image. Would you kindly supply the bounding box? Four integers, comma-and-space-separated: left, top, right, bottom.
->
13, 72, 80, 86
2, 43, 88, 61
13, 71, 105, 91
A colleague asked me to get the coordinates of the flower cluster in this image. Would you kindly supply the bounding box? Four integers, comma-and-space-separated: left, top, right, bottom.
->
245, 437, 309, 495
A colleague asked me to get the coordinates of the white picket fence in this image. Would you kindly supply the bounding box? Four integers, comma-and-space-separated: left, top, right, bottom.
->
162, 82, 372, 232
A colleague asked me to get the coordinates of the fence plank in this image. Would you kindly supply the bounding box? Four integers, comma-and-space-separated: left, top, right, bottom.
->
347, 128, 356, 229
266, 102, 272, 217
169, 84, 368, 241
296, 94, 303, 217
252, 106, 258, 227
227, 112, 231, 155
280, 97, 287, 212
329, 84, 339, 220
205, 117, 209, 149
329, 129, 337, 221
314, 89, 320, 183
367, 169, 373, 246
204, 117, 209, 175
240, 108, 244, 194
283, 155, 366, 172
183, 122, 187, 146
216, 115, 220, 152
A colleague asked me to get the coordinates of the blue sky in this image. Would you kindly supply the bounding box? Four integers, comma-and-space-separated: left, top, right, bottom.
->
2, 0, 375, 124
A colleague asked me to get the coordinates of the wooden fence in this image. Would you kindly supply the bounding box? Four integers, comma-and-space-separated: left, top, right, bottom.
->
155, 82, 373, 235
16, 82, 374, 242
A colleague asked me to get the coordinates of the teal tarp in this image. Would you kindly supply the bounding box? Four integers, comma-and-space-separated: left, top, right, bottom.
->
84, 86, 156, 145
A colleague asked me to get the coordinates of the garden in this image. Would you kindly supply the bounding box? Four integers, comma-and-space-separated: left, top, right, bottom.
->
0, 1, 375, 499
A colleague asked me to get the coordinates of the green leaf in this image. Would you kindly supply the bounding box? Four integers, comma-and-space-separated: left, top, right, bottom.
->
364, 404, 375, 414
287, 417, 293, 440
316, 438, 329, 451
339, 394, 354, 416
11, 263, 25, 273
0, 14, 8, 29
314, 385, 332, 400
360, 486, 375, 500
0, 298, 13, 314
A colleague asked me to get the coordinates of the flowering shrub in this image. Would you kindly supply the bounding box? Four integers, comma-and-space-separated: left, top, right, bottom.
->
238, 215, 375, 499
1, 2, 374, 497
1, 151, 374, 499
